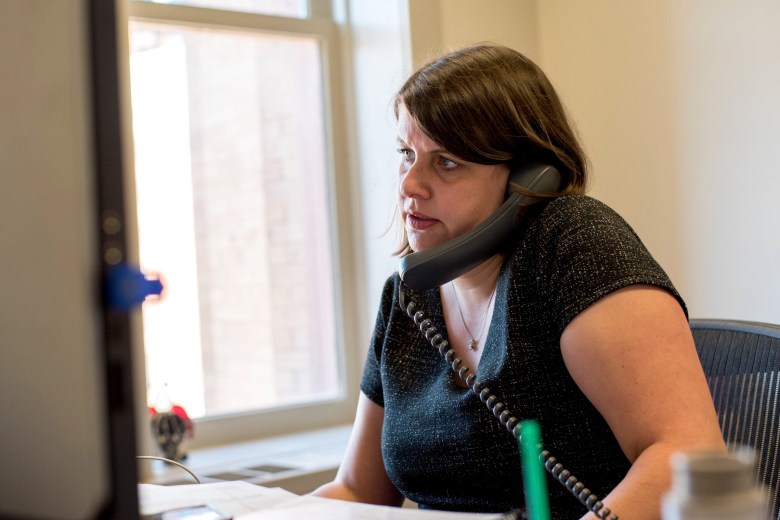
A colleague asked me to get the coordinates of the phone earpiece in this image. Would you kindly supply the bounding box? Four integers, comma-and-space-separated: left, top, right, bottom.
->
399, 164, 562, 290
507, 163, 562, 196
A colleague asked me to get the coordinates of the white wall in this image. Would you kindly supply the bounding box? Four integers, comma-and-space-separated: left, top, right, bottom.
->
407, 0, 539, 66
538, 0, 780, 323
670, 1, 780, 322
354, 0, 780, 328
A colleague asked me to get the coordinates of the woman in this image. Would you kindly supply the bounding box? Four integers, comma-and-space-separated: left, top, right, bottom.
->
312, 44, 724, 519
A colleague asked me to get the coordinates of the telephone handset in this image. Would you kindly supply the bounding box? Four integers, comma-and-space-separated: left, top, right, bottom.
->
399, 163, 562, 291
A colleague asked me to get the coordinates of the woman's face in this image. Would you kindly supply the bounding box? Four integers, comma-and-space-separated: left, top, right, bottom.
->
396, 105, 510, 252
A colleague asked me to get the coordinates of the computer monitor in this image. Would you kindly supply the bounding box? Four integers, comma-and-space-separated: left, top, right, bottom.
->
0, 0, 140, 518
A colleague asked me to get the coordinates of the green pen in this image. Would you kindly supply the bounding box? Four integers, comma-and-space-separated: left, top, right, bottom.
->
519, 420, 551, 520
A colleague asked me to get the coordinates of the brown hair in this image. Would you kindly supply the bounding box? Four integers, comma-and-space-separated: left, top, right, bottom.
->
393, 44, 589, 255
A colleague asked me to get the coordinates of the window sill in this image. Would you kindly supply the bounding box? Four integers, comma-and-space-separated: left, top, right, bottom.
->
143, 424, 351, 495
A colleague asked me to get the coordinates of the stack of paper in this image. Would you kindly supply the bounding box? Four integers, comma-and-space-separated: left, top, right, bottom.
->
139, 481, 509, 520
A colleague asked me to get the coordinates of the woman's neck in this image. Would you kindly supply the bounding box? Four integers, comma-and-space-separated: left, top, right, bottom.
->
449, 253, 504, 300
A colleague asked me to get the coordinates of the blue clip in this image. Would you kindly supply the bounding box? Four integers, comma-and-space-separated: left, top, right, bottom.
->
105, 263, 164, 311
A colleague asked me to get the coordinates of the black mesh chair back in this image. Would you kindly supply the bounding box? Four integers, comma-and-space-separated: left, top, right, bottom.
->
690, 319, 780, 519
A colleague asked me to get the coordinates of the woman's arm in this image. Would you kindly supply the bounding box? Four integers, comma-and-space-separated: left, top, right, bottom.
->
309, 392, 404, 506
560, 285, 725, 520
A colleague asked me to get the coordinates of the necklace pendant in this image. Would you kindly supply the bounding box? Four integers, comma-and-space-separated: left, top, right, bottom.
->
468, 338, 477, 351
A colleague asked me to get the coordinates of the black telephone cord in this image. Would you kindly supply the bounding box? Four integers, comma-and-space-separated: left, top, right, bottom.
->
400, 285, 618, 520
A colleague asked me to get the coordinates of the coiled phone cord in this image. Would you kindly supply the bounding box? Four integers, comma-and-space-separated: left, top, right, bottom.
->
399, 285, 618, 520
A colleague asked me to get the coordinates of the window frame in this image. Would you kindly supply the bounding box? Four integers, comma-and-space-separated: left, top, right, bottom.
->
127, 0, 364, 448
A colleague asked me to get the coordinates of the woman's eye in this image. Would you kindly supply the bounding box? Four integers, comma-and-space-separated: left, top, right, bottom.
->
438, 156, 458, 170
396, 148, 414, 162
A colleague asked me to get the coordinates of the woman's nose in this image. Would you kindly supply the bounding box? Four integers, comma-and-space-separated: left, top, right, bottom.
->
399, 161, 431, 199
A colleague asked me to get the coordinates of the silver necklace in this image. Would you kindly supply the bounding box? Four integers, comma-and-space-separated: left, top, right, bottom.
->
450, 281, 498, 351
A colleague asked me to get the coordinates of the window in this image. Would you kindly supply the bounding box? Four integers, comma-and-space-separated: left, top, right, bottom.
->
127, 0, 360, 447
136, 0, 308, 19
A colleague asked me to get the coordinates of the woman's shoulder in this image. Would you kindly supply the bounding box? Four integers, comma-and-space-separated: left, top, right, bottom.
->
513, 194, 651, 271
515, 196, 687, 328
378, 272, 402, 308
384, 271, 402, 288
378, 271, 427, 316
541, 195, 624, 221
530, 195, 637, 238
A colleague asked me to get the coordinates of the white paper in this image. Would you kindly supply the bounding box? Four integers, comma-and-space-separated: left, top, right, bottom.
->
238, 494, 505, 519
139, 482, 506, 520
139, 482, 301, 516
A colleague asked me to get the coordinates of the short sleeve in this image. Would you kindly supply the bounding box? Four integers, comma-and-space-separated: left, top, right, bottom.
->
360, 326, 384, 406
534, 197, 687, 335
359, 275, 397, 407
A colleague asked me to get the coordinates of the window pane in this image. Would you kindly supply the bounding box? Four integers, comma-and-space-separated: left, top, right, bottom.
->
136, 0, 308, 18
129, 21, 340, 419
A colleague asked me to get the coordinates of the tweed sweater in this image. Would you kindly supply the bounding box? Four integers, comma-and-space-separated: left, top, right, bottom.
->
360, 196, 686, 519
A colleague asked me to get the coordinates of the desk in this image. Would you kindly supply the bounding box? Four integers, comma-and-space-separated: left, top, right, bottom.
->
140, 481, 507, 519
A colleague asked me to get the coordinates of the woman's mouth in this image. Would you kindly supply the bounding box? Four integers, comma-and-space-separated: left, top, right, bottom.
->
406, 211, 439, 230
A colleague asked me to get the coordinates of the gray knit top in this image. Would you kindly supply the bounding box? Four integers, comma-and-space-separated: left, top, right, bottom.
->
360, 196, 686, 519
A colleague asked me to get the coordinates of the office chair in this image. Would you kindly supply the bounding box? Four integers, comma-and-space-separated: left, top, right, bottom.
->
690, 319, 780, 520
